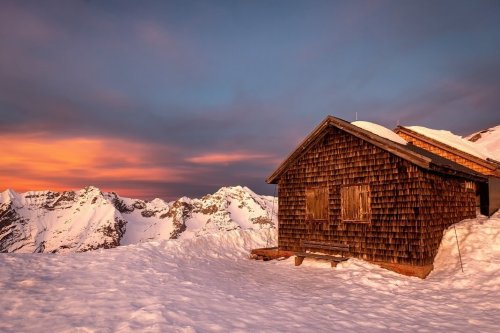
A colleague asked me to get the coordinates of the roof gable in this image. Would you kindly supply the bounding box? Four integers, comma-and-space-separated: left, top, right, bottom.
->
267, 116, 485, 184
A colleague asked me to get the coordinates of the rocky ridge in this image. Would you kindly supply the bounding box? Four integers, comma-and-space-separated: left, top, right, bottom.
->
0, 186, 276, 253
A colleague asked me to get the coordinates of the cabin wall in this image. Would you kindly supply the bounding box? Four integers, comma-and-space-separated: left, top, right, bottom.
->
278, 127, 475, 266
417, 171, 476, 264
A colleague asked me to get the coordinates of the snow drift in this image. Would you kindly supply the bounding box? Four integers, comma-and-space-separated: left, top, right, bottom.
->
0, 212, 498, 332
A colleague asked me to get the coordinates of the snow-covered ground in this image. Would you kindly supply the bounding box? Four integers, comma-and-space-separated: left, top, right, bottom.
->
1, 213, 499, 332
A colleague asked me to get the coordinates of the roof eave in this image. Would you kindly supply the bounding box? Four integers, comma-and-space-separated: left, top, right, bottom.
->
429, 163, 487, 182
395, 126, 500, 171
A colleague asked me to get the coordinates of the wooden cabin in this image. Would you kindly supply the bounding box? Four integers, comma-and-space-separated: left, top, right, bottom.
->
395, 126, 500, 216
266, 116, 487, 278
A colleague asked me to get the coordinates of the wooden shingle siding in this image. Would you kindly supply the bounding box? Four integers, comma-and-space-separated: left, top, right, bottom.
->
277, 126, 475, 266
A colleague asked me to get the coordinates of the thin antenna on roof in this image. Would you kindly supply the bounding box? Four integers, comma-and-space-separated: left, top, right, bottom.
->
397, 119, 400, 126
355, 112, 358, 121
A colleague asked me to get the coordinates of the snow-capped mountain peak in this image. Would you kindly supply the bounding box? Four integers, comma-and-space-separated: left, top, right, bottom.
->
0, 189, 22, 207
0, 186, 276, 253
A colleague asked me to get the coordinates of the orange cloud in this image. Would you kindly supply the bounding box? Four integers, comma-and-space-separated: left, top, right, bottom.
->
187, 152, 271, 165
0, 134, 187, 196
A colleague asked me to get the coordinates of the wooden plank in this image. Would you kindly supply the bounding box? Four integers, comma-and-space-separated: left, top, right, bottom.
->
295, 256, 305, 266
359, 187, 371, 221
305, 186, 329, 221
250, 247, 294, 260
341, 185, 370, 222
295, 253, 349, 262
302, 241, 348, 252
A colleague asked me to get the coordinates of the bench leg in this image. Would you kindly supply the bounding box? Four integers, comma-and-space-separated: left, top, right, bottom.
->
295, 256, 305, 266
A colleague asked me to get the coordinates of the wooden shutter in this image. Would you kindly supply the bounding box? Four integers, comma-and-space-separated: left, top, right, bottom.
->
305, 186, 329, 221
341, 185, 371, 222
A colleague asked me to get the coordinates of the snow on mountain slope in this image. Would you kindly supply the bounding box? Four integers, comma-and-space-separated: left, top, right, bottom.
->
466, 125, 500, 161
0, 214, 498, 332
0, 187, 125, 253
111, 186, 276, 245
0, 186, 276, 253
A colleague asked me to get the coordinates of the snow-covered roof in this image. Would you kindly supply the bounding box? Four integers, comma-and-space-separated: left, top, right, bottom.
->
466, 125, 500, 161
405, 126, 495, 160
352, 121, 407, 145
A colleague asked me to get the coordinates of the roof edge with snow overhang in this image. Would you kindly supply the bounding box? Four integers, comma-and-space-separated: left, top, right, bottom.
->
394, 126, 500, 175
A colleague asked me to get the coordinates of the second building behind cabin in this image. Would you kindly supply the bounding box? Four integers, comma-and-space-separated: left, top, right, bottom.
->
395, 125, 500, 216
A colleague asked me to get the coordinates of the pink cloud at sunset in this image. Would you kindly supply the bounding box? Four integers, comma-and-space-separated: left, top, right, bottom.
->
187, 152, 273, 165
0, 134, 187, 197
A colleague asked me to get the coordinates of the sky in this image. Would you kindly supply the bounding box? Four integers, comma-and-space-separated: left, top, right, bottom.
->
1, 0, 500, 200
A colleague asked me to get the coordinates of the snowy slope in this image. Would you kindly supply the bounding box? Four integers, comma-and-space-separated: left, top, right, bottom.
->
0, 213, 498, 332
432, 212, 500, 285
0, 186, 276, 253
466, 125, 500, 161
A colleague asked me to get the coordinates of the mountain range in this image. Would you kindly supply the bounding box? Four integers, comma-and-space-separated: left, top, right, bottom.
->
0, 186, 276, 253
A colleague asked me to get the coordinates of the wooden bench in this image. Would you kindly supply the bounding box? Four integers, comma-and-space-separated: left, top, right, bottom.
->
295, 241, 349, 267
